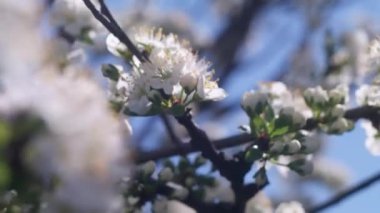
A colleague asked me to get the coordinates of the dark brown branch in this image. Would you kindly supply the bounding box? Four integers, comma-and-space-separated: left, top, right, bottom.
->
82, 0, 149, 62
137, 133, 251, 163
308, 171, 380, 213
175, 110, 261, 212
137, 106, 380, 162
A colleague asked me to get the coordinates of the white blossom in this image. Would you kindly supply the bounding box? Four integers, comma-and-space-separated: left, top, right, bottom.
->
275, 201, 305, 213
328, 84, 349, 104
105, 28, 226, 115
106, 33, 128, 57
241, 90, 268, 114
330, 118, 350, 133
285, 139, 302, 154
330, 105, 345, 118
367, 37, 380, 71
356, 84, 380, 106
154, 198, 196, 213
361, 120, 380, 156
304, 86, 329, 105
50, 0, 98, 35
244, 192, 272, 213
280, 107, 306, 127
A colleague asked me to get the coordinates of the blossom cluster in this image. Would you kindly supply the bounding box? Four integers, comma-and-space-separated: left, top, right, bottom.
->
240, 83, 317, 177
356, 77, 380, 156
104, 28, 226, 115
303, 85, 353, 134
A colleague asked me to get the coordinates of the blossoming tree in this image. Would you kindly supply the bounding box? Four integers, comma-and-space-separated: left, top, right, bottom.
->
0, 0, 379, 212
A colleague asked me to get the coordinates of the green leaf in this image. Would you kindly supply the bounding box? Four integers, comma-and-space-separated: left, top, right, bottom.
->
270, 126, 289, 138
270, 115, 292, 138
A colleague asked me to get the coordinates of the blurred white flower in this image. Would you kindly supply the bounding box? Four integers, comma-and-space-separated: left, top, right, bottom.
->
361, 120, 380, 156
368, 38, 380, 70
203, 176, 235, 203
275, 201, 305, 213
50, 0, 98, 35
285, 139, 302, 154
304, 86, 329, 105
0, 71, 129, 212
330, 105, 345, 118
241, 90, 268, 114
279, 107, 306, 127
356, 84, 380, 106
329, 118, 350, 133
328, 84, 349, 104
154, 198, 196, 213
244, 192, 272, 213
106, 33, 128, 57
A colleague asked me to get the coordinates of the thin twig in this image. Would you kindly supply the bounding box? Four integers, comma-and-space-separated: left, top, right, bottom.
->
82, 0, 149, 62
137, 133, 251, 163
137, 105, 380, 162
308, 171, 380, 213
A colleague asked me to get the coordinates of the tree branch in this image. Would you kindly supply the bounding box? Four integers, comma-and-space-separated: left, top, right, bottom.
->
175, 110, 262, 212
137, 105, 380, 162
308, 171, 380, 213
82, 0, 149, 62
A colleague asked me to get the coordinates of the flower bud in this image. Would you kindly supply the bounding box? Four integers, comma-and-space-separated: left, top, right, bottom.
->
180, 73, 198, 91
280, 107, 306, 127
241, 91, 268, 115
159, 167, 174, 182
275, 201, 305, 213
285, 139, 302, 154
140, 161, 156, 176
330, 105, 345, 118
329, 88, 346, 104
304, 86, 328, 105
292, 111, 306, 127
330, 118, 350, 133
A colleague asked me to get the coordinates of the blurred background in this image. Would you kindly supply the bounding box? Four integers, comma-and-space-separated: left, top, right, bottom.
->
2, 0, 380, 212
